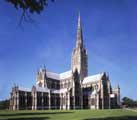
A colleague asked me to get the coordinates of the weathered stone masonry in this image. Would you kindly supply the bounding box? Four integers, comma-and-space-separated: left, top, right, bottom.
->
9, 14, 120, 110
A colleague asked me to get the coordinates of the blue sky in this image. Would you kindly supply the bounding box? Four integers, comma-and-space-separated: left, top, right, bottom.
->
0, 0, 137, 100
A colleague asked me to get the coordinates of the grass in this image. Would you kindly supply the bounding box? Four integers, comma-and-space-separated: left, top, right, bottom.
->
0, 109, 137, 120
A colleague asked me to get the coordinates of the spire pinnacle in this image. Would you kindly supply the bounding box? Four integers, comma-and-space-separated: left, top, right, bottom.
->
76, 12, 83, 48
78, 12, 81, 28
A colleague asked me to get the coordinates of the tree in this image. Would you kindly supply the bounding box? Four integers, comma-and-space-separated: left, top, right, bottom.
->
5, 0, 54, 25
122, 97, 137, 108
0, 99, 10, 110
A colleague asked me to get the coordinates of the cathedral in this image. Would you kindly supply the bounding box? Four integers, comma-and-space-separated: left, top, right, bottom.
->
9, 14, 120, 110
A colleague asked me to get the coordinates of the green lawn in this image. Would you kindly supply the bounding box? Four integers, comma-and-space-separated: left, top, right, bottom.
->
0, 109, 137, 120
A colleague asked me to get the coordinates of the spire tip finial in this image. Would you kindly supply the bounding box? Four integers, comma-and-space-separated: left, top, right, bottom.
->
78, 11, 80, 17
78, 11, 81, 26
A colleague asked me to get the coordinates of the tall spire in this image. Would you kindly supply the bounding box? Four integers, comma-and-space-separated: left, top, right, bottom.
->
76, 12, 83, 48
71, 12, 88, 79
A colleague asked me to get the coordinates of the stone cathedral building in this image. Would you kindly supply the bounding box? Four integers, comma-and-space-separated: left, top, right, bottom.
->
9, 15, 120, 110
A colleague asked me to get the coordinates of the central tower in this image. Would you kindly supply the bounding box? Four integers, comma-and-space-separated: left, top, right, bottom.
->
71, 13, 88, 82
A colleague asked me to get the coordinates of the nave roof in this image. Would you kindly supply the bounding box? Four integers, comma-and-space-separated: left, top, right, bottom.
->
83, 72, 105, 84
46, 70, 72, 80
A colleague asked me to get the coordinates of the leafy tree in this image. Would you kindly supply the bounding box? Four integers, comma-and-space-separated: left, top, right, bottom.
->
5, 0, 54, 24
0, 99, 10, 110
122, 97, 137, 107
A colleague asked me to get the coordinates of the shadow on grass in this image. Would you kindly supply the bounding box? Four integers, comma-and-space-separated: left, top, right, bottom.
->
0, 111, 73, 117
4, 117, 49, 120
3, 116, 137, 120
83, 116, 137, 120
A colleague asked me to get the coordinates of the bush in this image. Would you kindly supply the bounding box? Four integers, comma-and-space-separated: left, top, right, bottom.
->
0, 99, 9, 110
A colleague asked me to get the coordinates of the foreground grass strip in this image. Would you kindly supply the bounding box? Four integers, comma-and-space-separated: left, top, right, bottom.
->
0, 109, 137, 120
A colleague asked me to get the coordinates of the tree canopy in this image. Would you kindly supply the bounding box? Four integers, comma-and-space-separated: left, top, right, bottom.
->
6, 0, 53, 14
5, 0, 54, 24
0, 99, 9, 110
122, 97, 137, 108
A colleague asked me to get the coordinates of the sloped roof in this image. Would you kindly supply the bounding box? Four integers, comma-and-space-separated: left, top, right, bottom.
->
60, 70, 72, 79
46, 70, 72, 80
83, 73, 104, 84
18, 86, 51, 92
46, 71, 60, 80
36, 86, 50, 92
18, 87, 31, 92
